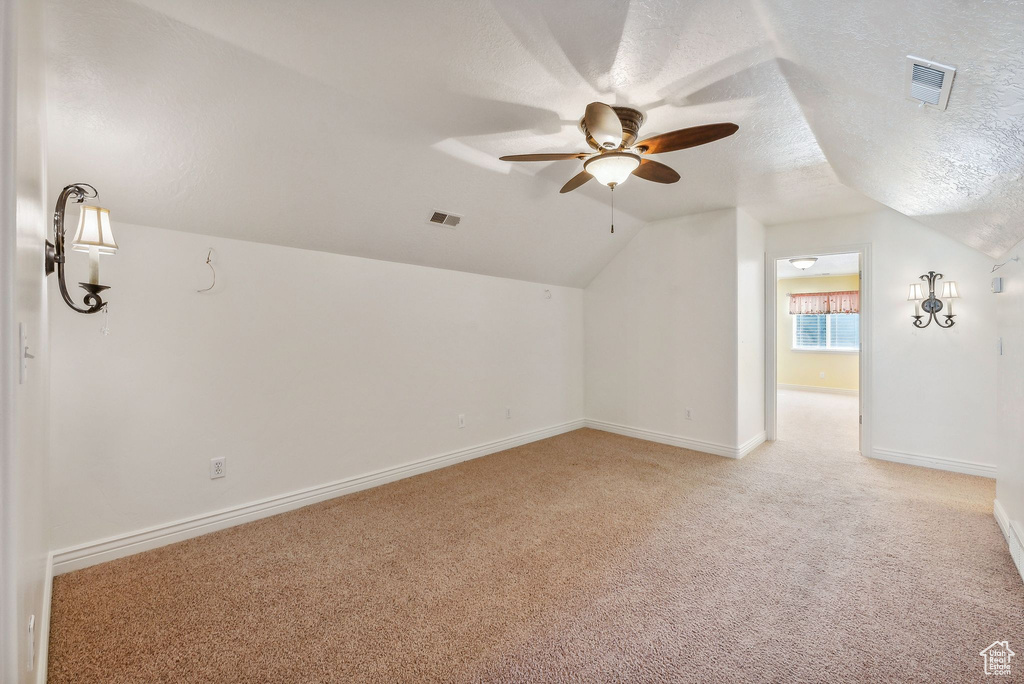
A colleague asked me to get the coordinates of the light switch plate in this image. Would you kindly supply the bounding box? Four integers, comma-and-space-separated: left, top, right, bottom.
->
27, 614, 35, 671
19, 323, 29, 384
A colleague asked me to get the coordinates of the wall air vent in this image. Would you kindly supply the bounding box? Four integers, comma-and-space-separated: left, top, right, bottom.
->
427, 210, 462, 228
906, 56, 956, 110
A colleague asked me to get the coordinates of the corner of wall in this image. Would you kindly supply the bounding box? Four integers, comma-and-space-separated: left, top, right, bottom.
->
583, 206, 765, 456
735, 210, 766, 446
995, 235, 1024, 567
4, 0, 52, 680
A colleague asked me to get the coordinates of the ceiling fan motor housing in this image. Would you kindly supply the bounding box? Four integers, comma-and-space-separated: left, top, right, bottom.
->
579, 106, 645, 150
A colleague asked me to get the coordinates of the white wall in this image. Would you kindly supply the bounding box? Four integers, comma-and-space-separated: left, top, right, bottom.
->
42, 203, 1010, 581
766, 208, 999, 472
995, 236, 1024, 569
736, 210, 765, 446
1, 0, 50, 680
49, 223, 585, 552
584, 208, 765, 455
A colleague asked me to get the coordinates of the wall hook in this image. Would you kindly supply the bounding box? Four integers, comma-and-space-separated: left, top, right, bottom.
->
992, 255, 1020, 273
197, 248, 216, 293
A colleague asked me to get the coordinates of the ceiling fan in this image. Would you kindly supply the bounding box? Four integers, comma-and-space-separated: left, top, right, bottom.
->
500, 102, 738, 198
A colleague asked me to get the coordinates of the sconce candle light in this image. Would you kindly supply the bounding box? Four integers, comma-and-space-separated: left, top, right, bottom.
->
907, 282, 924, 317
910, 271, 956, 329
45, 183, 117, 314
941, 280, 960, 315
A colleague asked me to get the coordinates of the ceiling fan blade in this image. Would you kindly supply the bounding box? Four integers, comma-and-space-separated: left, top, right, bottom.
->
635, 123, 739, 155
559, 170, 593, 194
499, 153, 590, 162
584, 102, 623, 149
632, 159, 680, 184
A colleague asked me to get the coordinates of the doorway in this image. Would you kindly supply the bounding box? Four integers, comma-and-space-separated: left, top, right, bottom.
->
765, 248, 870, 453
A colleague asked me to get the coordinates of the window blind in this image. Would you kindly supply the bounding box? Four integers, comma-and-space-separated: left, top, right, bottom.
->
793, 314, 859, 351
794, 315, 827, 348
830, 314, 859, 349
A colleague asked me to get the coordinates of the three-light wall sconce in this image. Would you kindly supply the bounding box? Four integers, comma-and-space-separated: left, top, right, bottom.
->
908, 271, 958, 329
45, 183, 117, 314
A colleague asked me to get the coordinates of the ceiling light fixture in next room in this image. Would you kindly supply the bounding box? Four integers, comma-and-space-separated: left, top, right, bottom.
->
789, 257, 818, 270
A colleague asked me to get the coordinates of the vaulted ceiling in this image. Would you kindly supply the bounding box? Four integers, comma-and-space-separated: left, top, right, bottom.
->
45, 0, 1023, 286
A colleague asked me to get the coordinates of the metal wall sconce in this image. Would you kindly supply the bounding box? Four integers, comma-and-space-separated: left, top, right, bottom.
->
45, 183, 117, 314
908, 271, 958, 328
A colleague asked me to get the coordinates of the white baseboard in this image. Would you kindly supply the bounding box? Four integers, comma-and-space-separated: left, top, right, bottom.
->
736, 431, 768, 458
777, 383, 858, 396
994, 499, 1024, 585
52, 419, 585, 575
584, 419, 766, 460
35, 552, 53, 684
995, 499, 1010, 539
869, 447, 996, 479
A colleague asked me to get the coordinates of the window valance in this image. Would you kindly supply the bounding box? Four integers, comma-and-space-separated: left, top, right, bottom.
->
788, 290, 859, 315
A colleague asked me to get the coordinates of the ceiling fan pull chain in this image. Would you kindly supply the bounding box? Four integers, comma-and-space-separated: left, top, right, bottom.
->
610, 186, 615, 234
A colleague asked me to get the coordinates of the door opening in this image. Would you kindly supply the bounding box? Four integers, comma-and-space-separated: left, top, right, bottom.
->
766, 249, 869, 453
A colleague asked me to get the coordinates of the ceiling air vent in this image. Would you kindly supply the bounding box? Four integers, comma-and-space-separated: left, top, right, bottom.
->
905, 56, 956, 110
427, 210, 462, 228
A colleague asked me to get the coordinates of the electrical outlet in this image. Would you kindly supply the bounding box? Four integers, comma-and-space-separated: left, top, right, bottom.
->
505, 407, 511, 419
210, 457, 226, 479
819, 371, 826, 379
458, 414, 465, 429
685, 408, 693, 420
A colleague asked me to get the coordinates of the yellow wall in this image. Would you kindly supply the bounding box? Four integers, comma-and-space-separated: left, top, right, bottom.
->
777, 274, 859, 391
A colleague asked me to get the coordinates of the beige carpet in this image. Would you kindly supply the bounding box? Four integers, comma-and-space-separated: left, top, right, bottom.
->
49, 391, 1022, 682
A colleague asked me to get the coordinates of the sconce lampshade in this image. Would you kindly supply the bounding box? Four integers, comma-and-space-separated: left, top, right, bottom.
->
941, 281, 960, 299
907, 283, 924, 301
71, 206, 118, 254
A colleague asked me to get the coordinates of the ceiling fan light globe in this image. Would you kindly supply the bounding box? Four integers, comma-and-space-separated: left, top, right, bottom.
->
584, 152, 641, 188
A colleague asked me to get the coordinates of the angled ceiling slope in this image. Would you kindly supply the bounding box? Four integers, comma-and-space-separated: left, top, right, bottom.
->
758, 0, 1024, 257
45, 0, 1022, 291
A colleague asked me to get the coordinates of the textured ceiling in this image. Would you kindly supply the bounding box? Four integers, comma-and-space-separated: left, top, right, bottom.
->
758, 0, 1024, 258
44, 0, 1022, 287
